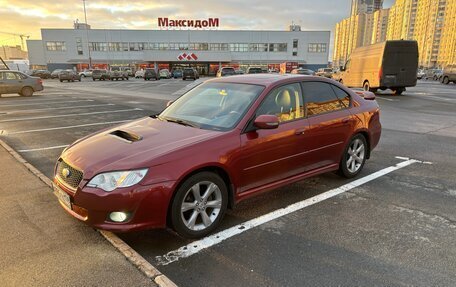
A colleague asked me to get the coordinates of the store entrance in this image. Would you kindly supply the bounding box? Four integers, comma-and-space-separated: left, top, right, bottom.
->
170, 63, 210, 76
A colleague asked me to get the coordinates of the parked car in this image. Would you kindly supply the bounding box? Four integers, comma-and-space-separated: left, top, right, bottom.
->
109, 67, 129, 81
144, 68, 159, 81
235, 69, 245, 75
246, 67, 263, 74
291, 68, 316, 75
338, 40, 418, 95
159, 69, 172, 79
433, 69, 443, 81
135, 69, 145, 78
79, 69, 93, 78
183, 68, 199, 80
0, 70, 43, 96
121, 67, 134, 77
316, 68, 333, 78
417, 69, 425, 79
216, 67, 236, 77
53, 74, 381, 238
51, 69, 63, 79
441, 65, 456, 84
172, 69, 183, 78
92, 69, 109, 81
58, 70, 81, 82
31, 69, 51, 79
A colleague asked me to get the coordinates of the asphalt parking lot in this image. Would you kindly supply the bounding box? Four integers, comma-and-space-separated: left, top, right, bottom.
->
1, 78, 455, 286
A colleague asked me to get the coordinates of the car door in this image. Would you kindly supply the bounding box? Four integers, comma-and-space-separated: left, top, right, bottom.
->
238, 82, 311, 192
0, 72, 5, 94
2, 72, 21, 94
301, 81, 356, 170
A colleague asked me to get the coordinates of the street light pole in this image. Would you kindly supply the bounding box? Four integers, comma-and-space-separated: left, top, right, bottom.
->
83, 0, 92, 69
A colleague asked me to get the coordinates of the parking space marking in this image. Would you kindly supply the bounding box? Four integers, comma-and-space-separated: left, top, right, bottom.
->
0, 99, 94, 108
375, 96, 399, 102
156, 158, 422, 266
7, 119, 131, 135
3, 103, 115, 114
0, 108, 143, 123
18, 145, 69, 153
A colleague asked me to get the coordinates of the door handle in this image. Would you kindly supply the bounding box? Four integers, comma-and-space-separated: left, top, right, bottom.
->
295, 128, 306, 135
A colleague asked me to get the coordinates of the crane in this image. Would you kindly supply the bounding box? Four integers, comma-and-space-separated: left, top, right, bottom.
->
0, 31, 30, 50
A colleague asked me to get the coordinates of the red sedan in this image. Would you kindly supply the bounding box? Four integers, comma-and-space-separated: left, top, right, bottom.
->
53, 74, 381, 238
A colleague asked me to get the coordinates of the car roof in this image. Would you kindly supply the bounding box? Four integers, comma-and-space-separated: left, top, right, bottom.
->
208, 74, 321, 86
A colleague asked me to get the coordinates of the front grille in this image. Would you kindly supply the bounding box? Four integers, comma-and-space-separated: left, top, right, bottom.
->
57, 159, 83, 189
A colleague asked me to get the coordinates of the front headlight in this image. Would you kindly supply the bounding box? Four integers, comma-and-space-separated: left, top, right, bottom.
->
87, 169, 148, 192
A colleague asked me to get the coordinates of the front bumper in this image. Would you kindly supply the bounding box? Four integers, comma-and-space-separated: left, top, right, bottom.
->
53, 178, 176, 232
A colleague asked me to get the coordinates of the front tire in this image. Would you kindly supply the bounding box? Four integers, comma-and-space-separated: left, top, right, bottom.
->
171, 172, 228, 238
443, 77, 450, 84
338, 134, 367, 178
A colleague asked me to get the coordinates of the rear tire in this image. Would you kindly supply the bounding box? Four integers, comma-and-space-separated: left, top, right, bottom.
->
392, 88, 405, 95
338, 134, 367, 178
443, 77, 450, 84
20, 86, 34, 97
363, 81, 370, 92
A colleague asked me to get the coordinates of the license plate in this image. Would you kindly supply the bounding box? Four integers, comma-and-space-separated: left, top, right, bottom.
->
54, 184, 71, 210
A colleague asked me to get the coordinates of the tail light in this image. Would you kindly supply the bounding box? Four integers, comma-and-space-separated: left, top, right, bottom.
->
378, 66, 383, 80
37, 78, 43, 85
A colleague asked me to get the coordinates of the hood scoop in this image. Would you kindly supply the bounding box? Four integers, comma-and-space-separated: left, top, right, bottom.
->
108, 130, 142, 143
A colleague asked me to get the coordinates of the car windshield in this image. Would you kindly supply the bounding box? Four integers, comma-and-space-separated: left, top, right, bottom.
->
159, 82, 264, 131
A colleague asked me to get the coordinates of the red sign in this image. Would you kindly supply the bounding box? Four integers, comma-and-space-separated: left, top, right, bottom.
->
177, 52, 198, 61
158, 18, 219, 28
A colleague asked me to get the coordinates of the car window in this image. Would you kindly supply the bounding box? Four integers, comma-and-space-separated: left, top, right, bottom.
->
4, 72, 18, 80
257, 83, 304, 123
330, 84, 351, 108
301, 82, 344, 116
16, 73, 27, 79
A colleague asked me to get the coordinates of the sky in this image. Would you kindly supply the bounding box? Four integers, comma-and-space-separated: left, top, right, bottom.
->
0, 0, 395, 56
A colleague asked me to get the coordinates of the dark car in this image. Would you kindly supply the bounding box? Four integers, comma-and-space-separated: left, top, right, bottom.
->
216, 67, 236, 77
92, 69, 109, 81
31, 69, 51, 79
247, 67, 263, 74
0, 70, 43, 96
144, 68, 159, 81
51, 69, 64, 79
183, 68, 199, 80
441, 65, 456, 84
53, 74, 381, 238
58, 70, 81, 82
172, 69, 183, 78
291, 68, 316, 75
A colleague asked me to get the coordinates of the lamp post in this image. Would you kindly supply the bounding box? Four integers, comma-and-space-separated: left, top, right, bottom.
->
83, 0, 92, 69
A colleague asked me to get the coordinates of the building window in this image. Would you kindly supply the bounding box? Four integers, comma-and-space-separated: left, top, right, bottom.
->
210, 43, 229, 51
89, 42, 107, 52
46, 41, 66, 51
269, 43, 287, 52
308, 43, 326, 53
248, 43, 268, 52
108, 42, 122, 52
76, 38, 83, 55
292, 39, 298, 56
188, 43, 208, 50
229, 43, 249, 52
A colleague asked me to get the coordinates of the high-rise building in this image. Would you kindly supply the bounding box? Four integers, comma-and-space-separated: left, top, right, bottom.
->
334, 0, 456, 68
350, 0, 383, 16
1, 45, 28, 60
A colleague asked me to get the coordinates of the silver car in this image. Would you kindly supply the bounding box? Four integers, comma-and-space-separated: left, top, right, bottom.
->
0, 70, 43, 97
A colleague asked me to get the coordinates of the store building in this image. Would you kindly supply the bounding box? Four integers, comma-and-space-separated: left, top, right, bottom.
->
27, 23, 330, 75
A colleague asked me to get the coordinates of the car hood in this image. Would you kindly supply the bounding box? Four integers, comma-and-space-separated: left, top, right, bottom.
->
61, 117, 221, 179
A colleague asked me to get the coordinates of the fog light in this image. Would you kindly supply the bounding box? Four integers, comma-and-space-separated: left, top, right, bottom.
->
109, 211, 129, 223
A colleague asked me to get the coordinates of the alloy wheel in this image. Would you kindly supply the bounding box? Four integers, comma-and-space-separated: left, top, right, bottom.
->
180, 181, 223, 231
346, 138, 365, 173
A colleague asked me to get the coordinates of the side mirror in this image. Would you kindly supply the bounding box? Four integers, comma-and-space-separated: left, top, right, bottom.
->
355, 91, 376, 100
166, 100, 174, 107
254, 115, 279, 129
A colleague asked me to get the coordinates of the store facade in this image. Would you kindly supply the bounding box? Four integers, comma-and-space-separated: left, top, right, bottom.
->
27, 26, 330, 75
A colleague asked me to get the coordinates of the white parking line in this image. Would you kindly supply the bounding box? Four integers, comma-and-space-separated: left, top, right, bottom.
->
156, 158, 422, 266
0, 108, 143, 123
7, 119, 131, 135
375, 96, 399, 102
0, 99, 94, 108
4, 103, 115, 114
18, 145, 69, 153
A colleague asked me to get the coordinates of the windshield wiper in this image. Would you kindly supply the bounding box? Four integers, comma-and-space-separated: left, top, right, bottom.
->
159, 116, 199, 128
